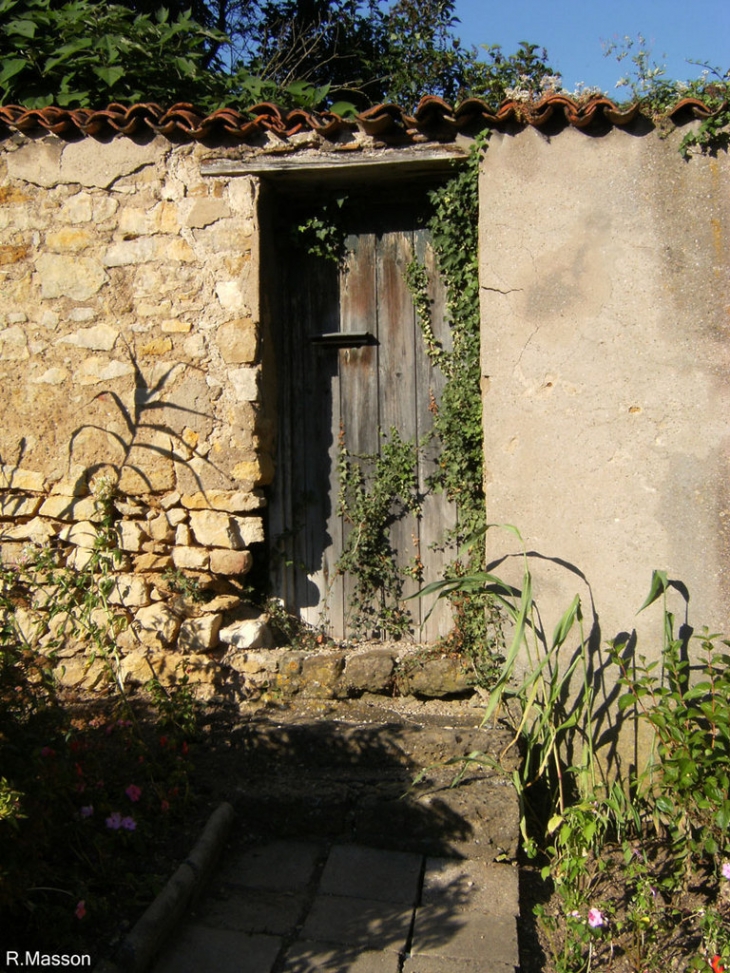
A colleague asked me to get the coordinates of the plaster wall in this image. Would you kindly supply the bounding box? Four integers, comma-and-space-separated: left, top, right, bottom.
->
479, 125, 730, 664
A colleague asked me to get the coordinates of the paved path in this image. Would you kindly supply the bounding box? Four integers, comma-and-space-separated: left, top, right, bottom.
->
151, 838, 519, 973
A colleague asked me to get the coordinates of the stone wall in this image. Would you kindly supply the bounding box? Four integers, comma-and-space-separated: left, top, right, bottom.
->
479, 124, 730, 668
0, 134, 274, 688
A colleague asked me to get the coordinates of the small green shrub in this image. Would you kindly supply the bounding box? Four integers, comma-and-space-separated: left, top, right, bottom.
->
421, 531, 730, 971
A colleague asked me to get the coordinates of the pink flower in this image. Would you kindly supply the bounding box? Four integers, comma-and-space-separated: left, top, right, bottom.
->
722, 862, 730, 880
80, 805, 94, 818
40, 746, 55, 758
106, 812, 123, 830
75, 901, 86, 920
125, 784, 142, 802
587, 908, 605, 928
120, 816, 136, 831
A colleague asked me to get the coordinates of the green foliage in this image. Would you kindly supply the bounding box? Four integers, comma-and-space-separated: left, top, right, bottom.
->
292, 194, 349, 263
427, 547, 730, 971
0, 0, 231, 108
411, 137, 485, 552
604, 36, 730, 156
336, 426, 422, 639
0, 478, 202, 951
406, 137, 503, 677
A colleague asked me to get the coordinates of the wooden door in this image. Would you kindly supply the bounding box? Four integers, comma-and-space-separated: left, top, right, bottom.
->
269, 197, 455, 640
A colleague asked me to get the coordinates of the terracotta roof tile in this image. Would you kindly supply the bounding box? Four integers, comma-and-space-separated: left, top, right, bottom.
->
0, 94, 725, 145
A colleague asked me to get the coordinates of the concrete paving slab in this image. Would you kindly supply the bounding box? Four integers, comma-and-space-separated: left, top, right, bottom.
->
217, 839, 324, 891
319, 844, 424, 904
153, 924, 282, 973
410, 907, 518, 966
280, 941, 402, 973
301, 894, 414, 952
402, 956, 517, 972
197, 887, 309, 935
422, 858, 519, 916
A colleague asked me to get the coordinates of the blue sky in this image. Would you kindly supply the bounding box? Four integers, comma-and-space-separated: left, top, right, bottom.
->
450, 0, 729, 95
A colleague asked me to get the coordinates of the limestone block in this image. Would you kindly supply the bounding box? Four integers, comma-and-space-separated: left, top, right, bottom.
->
147, 512, 175, 542
175, 524, 192, 546
344, 650, 396, 694
161, 319, 192, 334
59, 137, 166, 189
301, 653, 346, 699
103, 237, 157, 267
0, 516, 56, 544
231, 454, 275, 488
116, 520, 149, 552
180, 490, 265, 513
160, 492, 181, 509
50, 472, 88, 497
118, 647, 155, 685
5, 140, 63, 187
178, 614, 223, 653
11, 607, 39, 645
216, 319, 257, 364
185, 199, 231, 228
0, 494, 42, 517
209, 548, 252, 576
45, 227, 94, 251
58, 520, 98, 549
182, 334, 207, 359
32, 367, 70, 385
60, 193, 93, 224
138, 337, 173, 356
118, 440, 175, 494
0, 244, 30, 266
0, 466, 45, 491
215, 280, 244, 310
133, 603, 181, 647
36, 253, 108, 301
219, 619, 274, 650
166, 507, 188, 527
74, 358, 135, 385
40, 495, 102, 524
0, 325, 29, 360
66, 547, 93, 570
172, 546, 210, 570
133, 553, 172, 572
396, 656, 474, 698
228, 366, 259, 402
189, 510, 243, 549
54, 655, 108, 691
108, 574, 151, 608
39, 495, 100, 522
58, 324, 119, 351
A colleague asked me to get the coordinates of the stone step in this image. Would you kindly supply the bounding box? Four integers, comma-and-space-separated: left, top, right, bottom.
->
228, 709, 521, 861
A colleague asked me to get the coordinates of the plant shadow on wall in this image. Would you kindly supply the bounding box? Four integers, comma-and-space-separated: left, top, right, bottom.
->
67, 339, 226, 496
421, 525, 730, 973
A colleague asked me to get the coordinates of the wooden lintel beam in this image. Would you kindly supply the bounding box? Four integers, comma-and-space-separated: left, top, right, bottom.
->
200, 147, 468, 179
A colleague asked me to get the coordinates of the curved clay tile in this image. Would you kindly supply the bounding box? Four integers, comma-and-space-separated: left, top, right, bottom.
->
667, 96, 727, 120
246, 103, 290, 135
0, 92, 724, 143
357, 103, 408, 136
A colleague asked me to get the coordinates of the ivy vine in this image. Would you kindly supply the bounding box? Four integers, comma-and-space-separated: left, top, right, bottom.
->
406, 134, 506, 676
335, 425, 423, 640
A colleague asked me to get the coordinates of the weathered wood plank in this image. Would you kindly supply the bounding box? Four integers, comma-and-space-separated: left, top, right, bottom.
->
269, 195, 459, 642
414, 232, 456, 640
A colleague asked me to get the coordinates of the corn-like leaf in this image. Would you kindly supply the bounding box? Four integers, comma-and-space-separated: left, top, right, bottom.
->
638, 569, 669, 613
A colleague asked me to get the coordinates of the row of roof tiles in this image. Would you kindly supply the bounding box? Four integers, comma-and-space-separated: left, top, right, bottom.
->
0, 93, 723, 143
